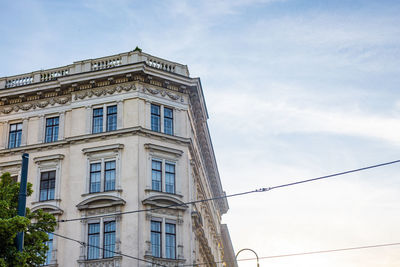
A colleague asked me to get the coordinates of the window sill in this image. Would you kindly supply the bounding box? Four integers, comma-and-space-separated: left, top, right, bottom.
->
31, 199, 61, 205
145, 189, 183, 198
81, 189, 122, 198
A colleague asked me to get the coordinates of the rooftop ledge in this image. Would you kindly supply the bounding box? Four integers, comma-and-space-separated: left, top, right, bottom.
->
0, 50, 190, 89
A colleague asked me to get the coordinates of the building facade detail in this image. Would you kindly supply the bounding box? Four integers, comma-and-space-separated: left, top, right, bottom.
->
0, 50, 237, 267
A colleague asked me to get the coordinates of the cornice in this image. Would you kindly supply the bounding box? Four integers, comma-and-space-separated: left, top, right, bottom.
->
0, 126, 190, 157
0, 76, 187, 115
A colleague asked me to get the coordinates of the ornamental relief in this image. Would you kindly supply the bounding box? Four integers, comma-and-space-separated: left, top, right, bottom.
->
0, 96, 71, 114
74, 83, 136, 100
0, 81, 184, 114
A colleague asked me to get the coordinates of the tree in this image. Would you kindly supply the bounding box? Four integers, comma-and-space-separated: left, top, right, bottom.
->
0, 172, 56, 266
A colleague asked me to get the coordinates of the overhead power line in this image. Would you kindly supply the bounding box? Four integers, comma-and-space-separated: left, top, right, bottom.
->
50, 232, 167, 267
49, 230, 400, 267
184, 241, 400, 266
55, 159, 400, 223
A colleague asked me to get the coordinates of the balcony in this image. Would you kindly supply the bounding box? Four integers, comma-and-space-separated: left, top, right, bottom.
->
0, 51, 190, 89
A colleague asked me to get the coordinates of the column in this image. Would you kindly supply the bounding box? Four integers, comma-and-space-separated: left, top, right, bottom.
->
85, 106, 92, 134
117, 100, 123, 130
21, 118, 28, 146
38, 115, 44, 143
59, 111, 65, 140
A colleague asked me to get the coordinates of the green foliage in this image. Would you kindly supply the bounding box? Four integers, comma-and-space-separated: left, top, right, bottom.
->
0, 172, 56, 266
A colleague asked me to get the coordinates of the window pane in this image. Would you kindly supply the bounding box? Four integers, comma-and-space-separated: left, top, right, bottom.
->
42, 232, 53, 265
165, 163, 175, 194
39, 171, 56, 201
151, 104, 160, 132
105, 161, 116, 191
165, 223, 176, 259
106, 105, 117, 132
92, 108, 103, 133
9, 123, 22, 148
103, 221, 116, 258
90, 163, 101, 193
151, 221, 161, 258
45, 117, 60, 143
88, 223, 100, 260
152, 160, 162, 191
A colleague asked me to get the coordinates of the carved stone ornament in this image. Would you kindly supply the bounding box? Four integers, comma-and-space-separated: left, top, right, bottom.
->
0, 96, 71, 114
143, 86, 181, 101
74, 83, 136, 100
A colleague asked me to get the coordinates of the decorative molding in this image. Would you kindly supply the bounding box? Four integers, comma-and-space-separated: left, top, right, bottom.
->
0, 96, 71, 114
82, 143, 124, 154
144, 143, 183, 157
74, 83, 136, 100
76, 195, 126, 210
142, 194, 188, 210
31, 203, 64, 215
33, 154, 65, 163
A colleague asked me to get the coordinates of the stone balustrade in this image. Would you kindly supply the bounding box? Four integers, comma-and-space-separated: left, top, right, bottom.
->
0, 51, 189, 90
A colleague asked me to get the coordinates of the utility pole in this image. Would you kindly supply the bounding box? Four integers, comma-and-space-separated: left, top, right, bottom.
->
16, 153, 29, 252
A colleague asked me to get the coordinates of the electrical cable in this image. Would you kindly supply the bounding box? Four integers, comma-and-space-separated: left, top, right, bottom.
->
50, 232, 168, 267
183, 241, 400, 266
54, 159, 400, 223
48, 231, 400, 267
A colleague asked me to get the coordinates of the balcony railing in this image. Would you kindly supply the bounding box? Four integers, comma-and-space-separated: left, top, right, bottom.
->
0, 51, 189, 89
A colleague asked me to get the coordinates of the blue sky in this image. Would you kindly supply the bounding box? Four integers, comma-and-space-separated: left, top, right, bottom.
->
1, 0, 400, 266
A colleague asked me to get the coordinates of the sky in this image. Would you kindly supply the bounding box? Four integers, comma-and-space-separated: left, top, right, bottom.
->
1, 0, 400, 266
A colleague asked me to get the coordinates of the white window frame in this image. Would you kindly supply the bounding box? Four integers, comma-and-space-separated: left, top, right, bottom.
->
90, 103, 120, 134
145, 143, 183, 195
33, 154, 64, 203
151, 158, 177, 194
150, 103, 175, 135
39, 112, 65, 143
83, 144, 123, 195
82, 217, 119, 260
149, 217, 177, 259
88, 158, 117, 193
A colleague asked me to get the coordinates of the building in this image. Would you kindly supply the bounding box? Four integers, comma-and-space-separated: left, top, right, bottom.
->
0, 50, 237, 267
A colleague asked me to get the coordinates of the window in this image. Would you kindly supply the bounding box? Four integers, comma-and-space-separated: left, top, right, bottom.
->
45, 117, 59, 143
92, 108, 103, 134
103, 221, 116, 258
150, 104, 174, 135
39, 171, 55, 201
42, 232, 53, 265
164, 107, 173, 135
150, 220, 176, 259
89, 160, 116, 193
151, 160, 162, 192
151, 160, 175, 194
106, 106, 117, 132
165, 163, 175, 194
151, 221, 161, 257
87, 221, 116, 260
165, 223, 176, 259
8, 123, 22, 148
151, 104, 161, 132
92, 105, 117, 134
87, 223, 100, 260
90, 163, 101, 193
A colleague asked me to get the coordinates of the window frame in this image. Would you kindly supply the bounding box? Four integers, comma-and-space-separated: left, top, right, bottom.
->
88, 159, 117, 194
85, 218, 117, 261
150, 158, 176, 194
150, 103, 174, 135
149, 218, 177, 259
39, 170, 56, 202
91, 104, 118, 134
8, 122, 22, 148
44, 116, 59, 143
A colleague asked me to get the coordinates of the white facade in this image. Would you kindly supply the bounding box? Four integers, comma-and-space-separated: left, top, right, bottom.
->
0, 51, 235, 267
